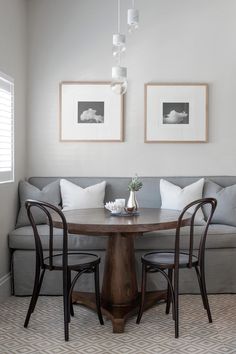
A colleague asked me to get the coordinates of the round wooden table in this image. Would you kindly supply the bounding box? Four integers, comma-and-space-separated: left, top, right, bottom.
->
52, 208, 190, 333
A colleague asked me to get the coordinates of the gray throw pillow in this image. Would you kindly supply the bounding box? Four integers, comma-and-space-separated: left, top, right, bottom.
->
16, 180, 61, 228
203, 180, 236, 226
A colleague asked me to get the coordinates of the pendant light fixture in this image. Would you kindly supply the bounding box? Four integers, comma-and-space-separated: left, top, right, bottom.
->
127, 0, 139, 34
111, 0, 139, 95
111, 65, 127, 95
112, 1, 126, 58
111, 0, 127, 95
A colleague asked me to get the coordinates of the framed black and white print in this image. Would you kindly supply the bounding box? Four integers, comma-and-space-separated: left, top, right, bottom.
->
60, 82, 124, 141
145, 83, 208, 142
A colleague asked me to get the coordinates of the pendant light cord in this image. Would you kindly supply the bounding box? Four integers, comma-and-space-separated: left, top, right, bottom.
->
118, 0, 120, 33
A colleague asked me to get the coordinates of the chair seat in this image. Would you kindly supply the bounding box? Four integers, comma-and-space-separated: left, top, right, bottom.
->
142, 252, 198, 269
44, 252, 100, 270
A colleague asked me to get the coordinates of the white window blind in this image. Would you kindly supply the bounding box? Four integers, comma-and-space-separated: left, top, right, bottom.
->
0, 72, 14, 183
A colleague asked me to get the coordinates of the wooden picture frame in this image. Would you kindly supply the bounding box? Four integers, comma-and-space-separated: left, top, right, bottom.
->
60, 81, 124, 142
145, 83, 208, 143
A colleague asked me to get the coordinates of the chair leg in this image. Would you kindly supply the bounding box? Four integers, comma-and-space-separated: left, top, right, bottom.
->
136, 263, 147, 324
24, 260, 44, 328
200, 265, 212, 323
68, 271, 74, 319
63, 271, 69, 341
166, 269, 173, 315
195, 266, 207, 309
174, 268, 179, 338
30, 269, 45, 314
94, 265, 104, 325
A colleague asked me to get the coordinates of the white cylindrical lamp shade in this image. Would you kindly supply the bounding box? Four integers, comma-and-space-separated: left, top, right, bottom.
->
113, 34, 126, 46
112, 66, 127, 80
111, 66, 127, 95
112, 33, 126, 56
127, 8, 139, 33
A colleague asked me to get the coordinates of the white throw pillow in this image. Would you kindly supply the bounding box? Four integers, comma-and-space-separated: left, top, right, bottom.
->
60, 179, 106, 211
160, 178, 205, 225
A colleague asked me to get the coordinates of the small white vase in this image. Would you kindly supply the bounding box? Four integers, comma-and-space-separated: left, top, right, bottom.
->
127, 190, 138, 211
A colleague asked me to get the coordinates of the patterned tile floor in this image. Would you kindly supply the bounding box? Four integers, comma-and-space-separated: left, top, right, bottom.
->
0, 295, 235, 354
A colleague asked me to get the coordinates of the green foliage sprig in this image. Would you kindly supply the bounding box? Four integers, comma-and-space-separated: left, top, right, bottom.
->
128, 175, 143, 192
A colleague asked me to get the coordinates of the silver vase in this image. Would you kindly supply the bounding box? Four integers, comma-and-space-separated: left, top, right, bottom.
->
127, 190, 138, 211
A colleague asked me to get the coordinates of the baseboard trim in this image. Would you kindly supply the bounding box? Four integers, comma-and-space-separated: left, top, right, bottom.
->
0, 273, 11, 302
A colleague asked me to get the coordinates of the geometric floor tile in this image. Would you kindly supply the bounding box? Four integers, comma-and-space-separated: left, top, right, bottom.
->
0, 295, 236, 354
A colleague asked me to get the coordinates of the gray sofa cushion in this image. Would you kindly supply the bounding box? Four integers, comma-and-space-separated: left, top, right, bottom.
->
9, 224, 236, 251
203, 180, 236, 226
9, 225, 107, 250
135, 224, 236, 250
16, 180, 61, 228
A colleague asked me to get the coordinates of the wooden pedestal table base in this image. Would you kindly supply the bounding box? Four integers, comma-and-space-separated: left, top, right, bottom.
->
72, 232, 166, 333
72, 290, 167, 333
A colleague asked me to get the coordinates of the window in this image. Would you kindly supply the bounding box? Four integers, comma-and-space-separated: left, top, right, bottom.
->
0, 72, 14, 183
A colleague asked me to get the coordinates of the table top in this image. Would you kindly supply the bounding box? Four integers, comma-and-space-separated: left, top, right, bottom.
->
52, 208, 191, 235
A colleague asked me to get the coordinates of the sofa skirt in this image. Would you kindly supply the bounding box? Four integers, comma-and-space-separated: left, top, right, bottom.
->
11, 248, 236, 296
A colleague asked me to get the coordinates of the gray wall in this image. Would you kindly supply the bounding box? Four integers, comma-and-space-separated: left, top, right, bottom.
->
0, 0, 27, 301
27, 0, 236, 177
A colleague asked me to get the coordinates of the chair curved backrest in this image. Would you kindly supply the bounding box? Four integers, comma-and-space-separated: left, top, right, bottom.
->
174, 198, 217, 269
25, 199, 68, 270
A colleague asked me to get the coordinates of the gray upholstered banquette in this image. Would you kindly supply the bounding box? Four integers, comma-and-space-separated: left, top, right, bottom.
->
9, 176, 236, 295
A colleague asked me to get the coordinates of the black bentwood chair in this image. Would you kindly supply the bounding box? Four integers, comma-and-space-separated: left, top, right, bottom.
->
136, 198, 217, 338
24, 200, 104, 341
